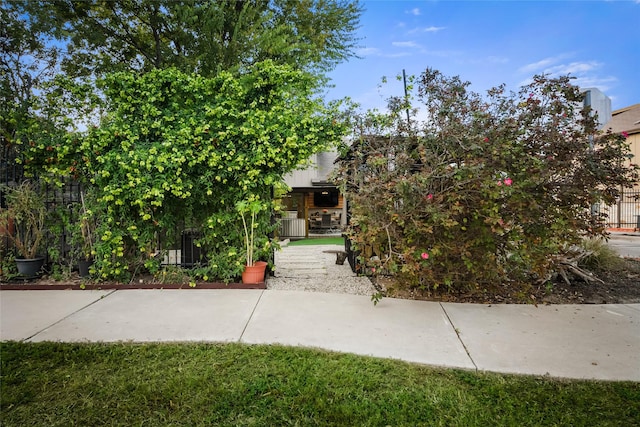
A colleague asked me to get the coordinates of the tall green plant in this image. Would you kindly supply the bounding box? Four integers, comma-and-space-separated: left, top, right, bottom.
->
236, 198, 266, 267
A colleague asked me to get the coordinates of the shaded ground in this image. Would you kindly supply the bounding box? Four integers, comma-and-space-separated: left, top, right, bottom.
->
378, 258, 640, 305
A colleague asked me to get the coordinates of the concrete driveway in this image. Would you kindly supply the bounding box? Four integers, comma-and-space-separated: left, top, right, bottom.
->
607, 233, 640, 258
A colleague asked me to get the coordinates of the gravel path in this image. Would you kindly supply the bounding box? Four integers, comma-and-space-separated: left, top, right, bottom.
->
267, 244, 376, 296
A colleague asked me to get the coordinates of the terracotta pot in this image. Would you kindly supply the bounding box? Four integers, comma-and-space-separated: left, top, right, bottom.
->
242, 261, 267, 284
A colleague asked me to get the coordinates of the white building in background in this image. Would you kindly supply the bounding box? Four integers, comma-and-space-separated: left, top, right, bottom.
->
280, 148, 346, 239
581, 87, 612, 129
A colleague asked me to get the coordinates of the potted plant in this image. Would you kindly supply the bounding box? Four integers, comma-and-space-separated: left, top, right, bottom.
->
0, 181, 47, 277
236, 198, 268, 284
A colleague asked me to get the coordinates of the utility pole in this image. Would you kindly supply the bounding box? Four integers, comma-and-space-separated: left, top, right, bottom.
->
402, 69, 410, 127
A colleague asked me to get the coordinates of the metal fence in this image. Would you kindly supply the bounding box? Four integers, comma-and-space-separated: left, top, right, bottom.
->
1, 147, 85, 269
1, 144, 24, 207
600, 189, 640, 230
1, 145, 24, 257
1, 145, 207, 273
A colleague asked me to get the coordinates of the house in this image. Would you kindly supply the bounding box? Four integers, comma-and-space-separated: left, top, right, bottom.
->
603, 103, 640, 179
280, 149, 346, 239
601, 103, 640, 229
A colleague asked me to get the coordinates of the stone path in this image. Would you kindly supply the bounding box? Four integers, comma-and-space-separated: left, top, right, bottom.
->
267, 244, 376, 296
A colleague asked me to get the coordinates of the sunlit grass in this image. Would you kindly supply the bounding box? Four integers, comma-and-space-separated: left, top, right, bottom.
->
288, 237, 344, 246
2, 342, 639, 426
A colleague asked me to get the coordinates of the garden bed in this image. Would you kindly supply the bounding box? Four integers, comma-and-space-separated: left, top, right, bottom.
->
377, 258, 640, 305
0, 274, 266, 290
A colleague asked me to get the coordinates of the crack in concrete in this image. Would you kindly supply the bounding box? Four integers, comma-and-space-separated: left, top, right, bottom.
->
439, 302, 478, 371
239, 290, 265, 343
24, 289, 118, 342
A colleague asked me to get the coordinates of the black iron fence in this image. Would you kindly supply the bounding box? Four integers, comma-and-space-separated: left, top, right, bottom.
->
1, 144, 24, 258
600, 189, 640, 230
1, 160, 85, 269
1, 144, 24, 208
1, 145, 207, 275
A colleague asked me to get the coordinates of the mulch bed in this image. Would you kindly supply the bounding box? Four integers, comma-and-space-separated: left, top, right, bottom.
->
376, 258, 640, 305
2, 259, 638, 305
0, 275, 266, 290
0, 282, 266, 290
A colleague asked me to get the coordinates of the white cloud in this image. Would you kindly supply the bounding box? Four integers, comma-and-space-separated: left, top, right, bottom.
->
356, 47, 381, 57
407, 8, 421, 16
518, 53, 571, 74
383, 52, 413, 58
519, 76, 617, 94
408, 26, 446, 34
545, 61, 602, 75
571, 75, 617, 93
392, 41, 421, 48
518, 56, 561, 74
519, 58, 605, 83
356, 46, 412, 59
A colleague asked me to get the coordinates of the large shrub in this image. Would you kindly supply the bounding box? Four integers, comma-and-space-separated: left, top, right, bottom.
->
20, 61, 345, 281
334, 70, 638, 291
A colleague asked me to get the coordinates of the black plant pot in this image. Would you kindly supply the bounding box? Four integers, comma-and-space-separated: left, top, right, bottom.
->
15, 257, 45, 279
78, 259, 93, 278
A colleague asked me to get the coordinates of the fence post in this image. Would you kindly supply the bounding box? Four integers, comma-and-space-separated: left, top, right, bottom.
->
618, 186, 623, 228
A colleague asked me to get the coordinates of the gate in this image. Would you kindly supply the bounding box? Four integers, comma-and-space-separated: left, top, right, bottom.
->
602, 189, 640, 230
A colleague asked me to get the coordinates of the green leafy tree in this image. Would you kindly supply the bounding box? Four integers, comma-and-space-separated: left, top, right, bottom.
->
1, 2, 60, 150
10, 0, 362, 79
2, 2, 100, 174
334, 70, 639, 294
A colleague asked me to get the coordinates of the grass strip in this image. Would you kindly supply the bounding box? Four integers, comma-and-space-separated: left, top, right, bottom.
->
288, 237, 345, 246
2, 342, 639, 426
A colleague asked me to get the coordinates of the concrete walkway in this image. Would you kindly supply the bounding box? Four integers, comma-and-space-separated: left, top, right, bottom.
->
1, 288, 638, 381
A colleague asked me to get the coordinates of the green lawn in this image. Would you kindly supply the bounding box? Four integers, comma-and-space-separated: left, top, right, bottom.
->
2, 342, 638, 426
288, 237, 344, 246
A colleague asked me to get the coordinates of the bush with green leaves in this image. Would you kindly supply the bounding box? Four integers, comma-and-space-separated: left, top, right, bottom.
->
19, 61, 345, 281
334, 70, 638, 292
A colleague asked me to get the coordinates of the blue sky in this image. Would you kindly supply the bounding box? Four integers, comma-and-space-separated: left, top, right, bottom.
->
325, 0, 640, 112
